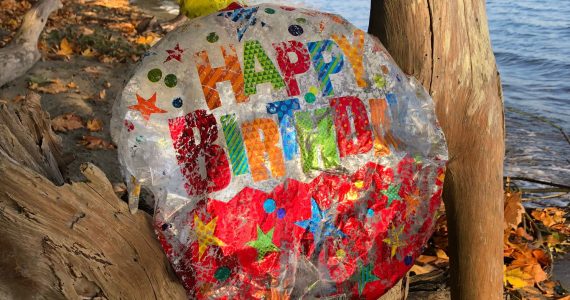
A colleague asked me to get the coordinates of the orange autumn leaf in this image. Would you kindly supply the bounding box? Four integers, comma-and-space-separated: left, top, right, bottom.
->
28, 79, 69, 94
51, 114, 84, 132
531, 208, 566, 227
78, 135, 116, 150
56, 38, 74, 56
504, 191, 525, 231
86, 119, 103, 132
136, 35, 155, 45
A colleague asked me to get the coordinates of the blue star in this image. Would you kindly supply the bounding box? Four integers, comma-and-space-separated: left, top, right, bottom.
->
295, 199, 346, 251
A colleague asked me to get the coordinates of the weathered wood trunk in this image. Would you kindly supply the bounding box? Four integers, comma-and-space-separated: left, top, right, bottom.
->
0, 95, 187, 299
369, 1, 505, 299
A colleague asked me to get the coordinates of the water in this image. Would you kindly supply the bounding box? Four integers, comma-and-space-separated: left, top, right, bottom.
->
133, 0, 569, 205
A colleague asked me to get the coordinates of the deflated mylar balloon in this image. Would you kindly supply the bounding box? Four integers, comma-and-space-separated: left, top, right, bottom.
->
111, 3, 448, 299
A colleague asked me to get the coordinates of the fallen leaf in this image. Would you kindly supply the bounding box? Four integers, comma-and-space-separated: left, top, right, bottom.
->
78, 135, 116, 150
83, 66, 101, 74
56, 38, 73, 56
98, 89, 106, 100
52, 114, 84, 132
11, 95, 25, 103
515, 227, 534, 241
504, 267, 533, 289
99, 55, 118, 64
108, 22, 136, 33
415, 255, 437, 266
410, 264, 437, 275
29, 79, 68, 94
81, 47, 96, 57
136, 35, 155, 45
436, 249, 449, 260
78, 26, 95, 36
505, 191, 525, 231
86, 118, 103, 132
532, 208, 566, 228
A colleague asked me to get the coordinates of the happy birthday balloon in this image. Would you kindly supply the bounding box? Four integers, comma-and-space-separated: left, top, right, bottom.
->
111, 3, 448, 299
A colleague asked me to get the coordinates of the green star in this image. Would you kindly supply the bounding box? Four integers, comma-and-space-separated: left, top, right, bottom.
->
354, 261, 380, 295
413, 154, 423, 164
247, 225, 280, 260
383, 183, 402, 207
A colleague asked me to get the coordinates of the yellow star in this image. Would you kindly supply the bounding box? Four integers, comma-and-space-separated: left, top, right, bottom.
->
383, 224, 405, 258
194, 214, 226, 259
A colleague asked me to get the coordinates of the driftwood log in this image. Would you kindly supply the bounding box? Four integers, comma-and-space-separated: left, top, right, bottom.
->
0, 0, 62, 87
0, 95, 187, 299
369, 1, 505, 299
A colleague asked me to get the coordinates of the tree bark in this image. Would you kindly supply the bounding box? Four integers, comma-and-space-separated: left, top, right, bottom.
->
369, 1, 505, 299
0, 95, 187, 299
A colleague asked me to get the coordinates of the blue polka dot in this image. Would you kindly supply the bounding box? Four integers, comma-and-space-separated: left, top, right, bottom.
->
263, 199, 276, 213
404, 255, 413, 266
267, 105, 277, 114
277, 208, 286, 219
367, 208, 374, 218
172, 97, 183, 108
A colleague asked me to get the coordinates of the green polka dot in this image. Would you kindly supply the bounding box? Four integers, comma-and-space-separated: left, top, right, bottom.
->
207, 32, 219, 43
304, 92, 316, 103
374, 74, 386, 88
264, 8, 275, 14
214, 266, 231, 282
147, 68, 162, 82
164, 74, 177, 88
296, 18, 307, 23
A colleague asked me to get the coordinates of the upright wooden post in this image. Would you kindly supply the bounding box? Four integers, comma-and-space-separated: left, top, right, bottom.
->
369, 1, 505, 299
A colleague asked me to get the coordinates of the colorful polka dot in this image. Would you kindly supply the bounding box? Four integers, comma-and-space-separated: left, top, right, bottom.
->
207, 32, 219, 43
336, 249, 346, 259
367, 209, 374, 218
374, 74, 386, 88
288, 25, 304, 36
354, 180, 364, 189
147, 68, 162, 82
404, 255, 413, 266
304, 92, 316, 103
277, 208, 286, 219
214, 266, 231, 282
263, 198, 276, 213
164, 74, 177, 88
172, 97, 183, 108
264, 8, 275, 14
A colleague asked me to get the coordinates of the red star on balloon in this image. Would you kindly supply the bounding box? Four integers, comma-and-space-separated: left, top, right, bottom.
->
165, 43, 184, 63
128, 93, 167, 120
